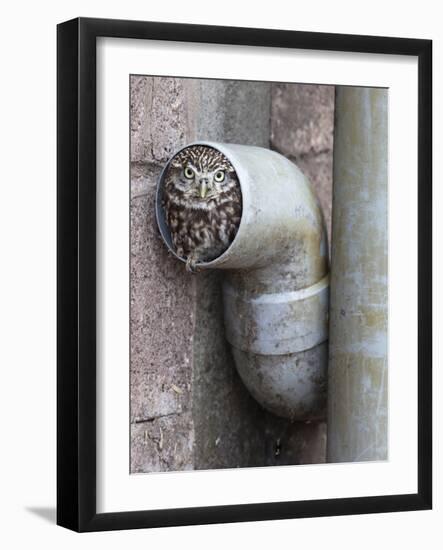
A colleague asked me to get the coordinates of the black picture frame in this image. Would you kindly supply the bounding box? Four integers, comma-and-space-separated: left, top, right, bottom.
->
57, 17, 432, 532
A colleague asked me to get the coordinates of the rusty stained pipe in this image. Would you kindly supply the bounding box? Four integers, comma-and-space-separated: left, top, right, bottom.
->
327, 88, 388, 461
156, 142, 329, 421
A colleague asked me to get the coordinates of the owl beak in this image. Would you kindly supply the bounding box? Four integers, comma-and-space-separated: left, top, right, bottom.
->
199, 180, 208, 198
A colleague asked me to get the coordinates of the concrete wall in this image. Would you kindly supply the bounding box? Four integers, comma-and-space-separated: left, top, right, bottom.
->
130, 76, 334, 472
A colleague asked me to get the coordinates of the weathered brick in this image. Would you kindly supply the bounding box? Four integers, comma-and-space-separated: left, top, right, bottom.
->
131, 76, 189, 164
130, 76, 152, 163
131, 413, 194, 473
130, 191, 195, 424
271, 84, 334, 156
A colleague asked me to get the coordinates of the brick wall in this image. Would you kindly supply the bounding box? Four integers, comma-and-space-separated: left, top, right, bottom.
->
130, 76, 334, 472
271, 83, 334, 245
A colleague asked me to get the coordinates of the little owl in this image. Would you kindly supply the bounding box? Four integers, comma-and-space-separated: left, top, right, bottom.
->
162, 145, 242, 272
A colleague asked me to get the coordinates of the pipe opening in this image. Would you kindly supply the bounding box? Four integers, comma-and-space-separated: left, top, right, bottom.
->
156, 143, 244, 270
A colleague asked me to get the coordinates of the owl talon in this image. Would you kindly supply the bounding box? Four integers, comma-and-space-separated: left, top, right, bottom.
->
185, 257, 200, 273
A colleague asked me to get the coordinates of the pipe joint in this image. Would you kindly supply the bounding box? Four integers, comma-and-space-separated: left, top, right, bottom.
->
223, 274, 329, 356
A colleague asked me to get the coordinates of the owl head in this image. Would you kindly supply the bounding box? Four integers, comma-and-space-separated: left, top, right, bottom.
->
165, 145, 239, 202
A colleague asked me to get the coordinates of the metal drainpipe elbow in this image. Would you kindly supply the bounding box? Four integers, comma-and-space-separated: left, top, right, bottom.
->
156, 142, 329, 421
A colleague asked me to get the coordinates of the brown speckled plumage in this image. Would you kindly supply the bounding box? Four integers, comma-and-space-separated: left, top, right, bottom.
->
162, 145, 242, 272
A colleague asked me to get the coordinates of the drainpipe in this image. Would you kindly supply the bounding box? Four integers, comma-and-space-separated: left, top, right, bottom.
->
327, 88, 388, 462
156, 142, 329, 421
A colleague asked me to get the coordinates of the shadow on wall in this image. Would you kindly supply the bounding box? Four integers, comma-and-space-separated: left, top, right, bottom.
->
130, 76, 334, 473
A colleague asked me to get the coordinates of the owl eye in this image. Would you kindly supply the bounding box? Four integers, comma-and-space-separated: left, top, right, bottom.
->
214, 170, 225, 182
183, 167, 194, 179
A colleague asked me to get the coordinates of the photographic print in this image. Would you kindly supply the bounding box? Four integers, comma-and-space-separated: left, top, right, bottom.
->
57, 18, 431, 531
129, 76, 387, 473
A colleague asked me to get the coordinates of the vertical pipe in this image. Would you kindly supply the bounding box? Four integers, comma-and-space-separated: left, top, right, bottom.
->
327, 88, 388, 462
